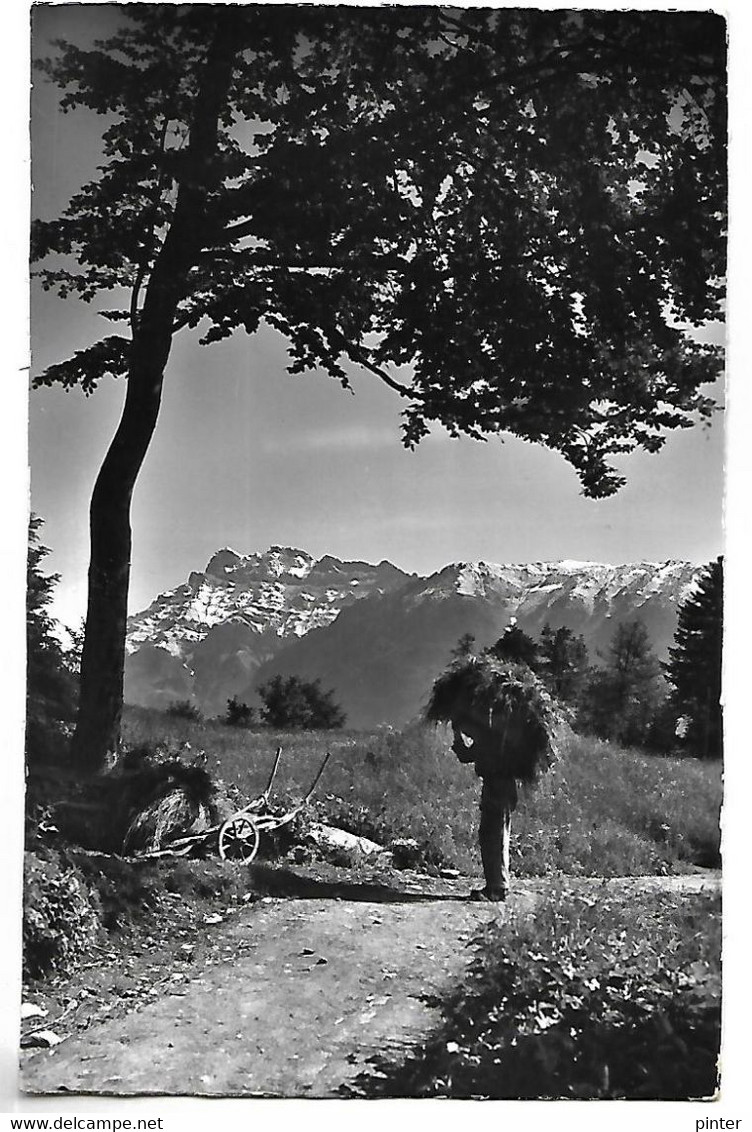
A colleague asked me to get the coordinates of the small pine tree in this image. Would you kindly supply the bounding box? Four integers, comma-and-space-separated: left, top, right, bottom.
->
258, 675, 346, 730
665, 559, 723, 759
451, 633, 476, 660
537, 624, 589, 704
26, 517, 78, 767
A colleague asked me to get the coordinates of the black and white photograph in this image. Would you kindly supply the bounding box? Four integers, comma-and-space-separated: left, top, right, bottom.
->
9, 0, 737, 1108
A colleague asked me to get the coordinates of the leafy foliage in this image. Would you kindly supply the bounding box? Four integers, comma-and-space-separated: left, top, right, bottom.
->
33, 7, 725, 497
31, 336, 131, 396
23, 848, 102, 979
258, 674, 346, 730
355, 887, 721, 1099
665, 558, 723, 759
26, 517, 78, 768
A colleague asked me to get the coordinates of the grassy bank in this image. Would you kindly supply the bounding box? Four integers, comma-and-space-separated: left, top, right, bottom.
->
122, 707, 722, 877
351, 885, 721, 1100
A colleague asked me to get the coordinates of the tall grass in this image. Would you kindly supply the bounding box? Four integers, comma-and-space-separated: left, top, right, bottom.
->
122, 707, 722, 876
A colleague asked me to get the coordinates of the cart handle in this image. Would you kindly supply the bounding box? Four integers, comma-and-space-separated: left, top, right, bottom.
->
274, 750, 332, 826
262, 746, 284, 801
303, 750, 331, 803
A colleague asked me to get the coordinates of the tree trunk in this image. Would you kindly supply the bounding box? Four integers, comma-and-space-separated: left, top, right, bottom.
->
70, 347, 170, 770
71, 14, 241, 771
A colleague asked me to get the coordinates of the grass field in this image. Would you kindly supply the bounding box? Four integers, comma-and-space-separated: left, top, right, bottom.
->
122, 707, 722, 877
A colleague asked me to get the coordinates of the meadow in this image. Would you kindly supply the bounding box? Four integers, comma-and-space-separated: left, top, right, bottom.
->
122, 706, 722, 878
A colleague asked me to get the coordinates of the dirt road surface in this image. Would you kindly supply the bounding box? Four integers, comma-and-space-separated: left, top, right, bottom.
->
21, 871, 719, 1098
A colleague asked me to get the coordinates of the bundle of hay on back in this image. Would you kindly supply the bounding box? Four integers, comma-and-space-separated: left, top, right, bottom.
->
425, 655, 563, 783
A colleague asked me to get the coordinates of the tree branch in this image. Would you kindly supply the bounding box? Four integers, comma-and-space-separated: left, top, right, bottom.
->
130, 115, 172, 333
331, 331, 413, 397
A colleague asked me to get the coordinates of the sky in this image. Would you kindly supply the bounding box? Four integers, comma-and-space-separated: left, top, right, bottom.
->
28, 3, 727, 631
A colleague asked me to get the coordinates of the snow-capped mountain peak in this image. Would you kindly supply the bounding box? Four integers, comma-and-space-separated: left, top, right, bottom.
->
124, 548, 705, 723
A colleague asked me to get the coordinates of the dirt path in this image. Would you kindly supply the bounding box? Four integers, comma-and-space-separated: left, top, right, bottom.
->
21, 871, 719, 1099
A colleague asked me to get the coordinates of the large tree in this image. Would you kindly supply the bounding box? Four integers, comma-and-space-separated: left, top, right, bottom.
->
32, 7, 726, 770
665, 558, 723, 759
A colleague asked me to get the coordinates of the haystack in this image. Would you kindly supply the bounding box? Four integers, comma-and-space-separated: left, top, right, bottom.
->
425, 654, 563, 783
121, 761, 218, 854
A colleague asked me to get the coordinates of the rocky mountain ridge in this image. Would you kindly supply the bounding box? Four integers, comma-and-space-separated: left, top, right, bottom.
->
124, 547, 703, 725
124, 546, 411, 713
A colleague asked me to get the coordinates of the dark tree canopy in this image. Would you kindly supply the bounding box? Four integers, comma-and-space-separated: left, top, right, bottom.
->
34, 5, 725, 496
665, 558, 723, 759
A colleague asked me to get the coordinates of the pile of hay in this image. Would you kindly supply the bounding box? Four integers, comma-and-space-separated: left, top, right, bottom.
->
121, 760, 218, 855
425, 655, 563, 783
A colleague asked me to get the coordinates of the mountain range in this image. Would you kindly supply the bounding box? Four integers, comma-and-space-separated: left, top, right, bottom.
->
124, 546, 703, 727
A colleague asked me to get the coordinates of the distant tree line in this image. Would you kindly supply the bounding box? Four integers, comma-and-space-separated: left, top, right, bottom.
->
166, 677, 348, 732
222, 676, 347, 732
454, 559, 723, 760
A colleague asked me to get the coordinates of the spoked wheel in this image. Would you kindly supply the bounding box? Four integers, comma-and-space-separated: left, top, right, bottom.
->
218, 814, 261, 863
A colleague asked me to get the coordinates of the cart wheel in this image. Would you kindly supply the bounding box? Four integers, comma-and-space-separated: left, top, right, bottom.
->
218, 814, 260, 863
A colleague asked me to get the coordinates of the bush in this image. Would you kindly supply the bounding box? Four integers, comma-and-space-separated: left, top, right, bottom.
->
23, 848, 102, 979
225, 696, 256, 728
166, 699, 204, 722
258, 674, 346, 730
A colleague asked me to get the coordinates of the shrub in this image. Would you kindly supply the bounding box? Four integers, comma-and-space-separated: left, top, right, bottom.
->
23, 848, 102, 979
166, 699, 204, 722
225, 696, 256, 728
258, 675, 346, 730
